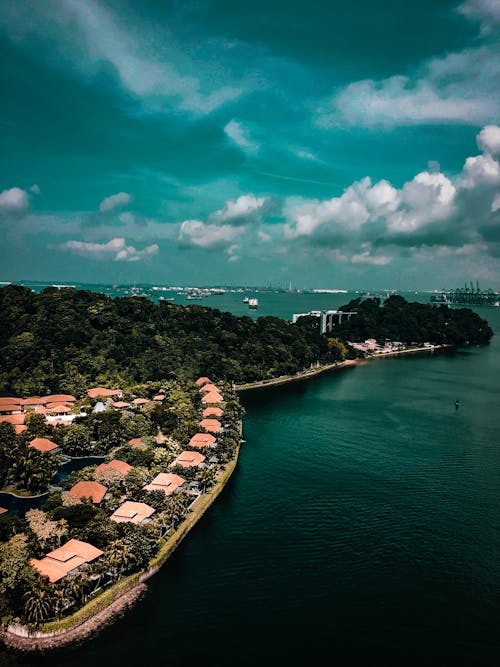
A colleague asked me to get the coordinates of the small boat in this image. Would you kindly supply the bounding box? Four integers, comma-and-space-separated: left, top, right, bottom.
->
248, 298, 258, 309
243, 297, 249, 304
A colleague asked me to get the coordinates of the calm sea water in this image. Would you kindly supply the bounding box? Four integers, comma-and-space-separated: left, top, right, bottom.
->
2, 295, 500, 664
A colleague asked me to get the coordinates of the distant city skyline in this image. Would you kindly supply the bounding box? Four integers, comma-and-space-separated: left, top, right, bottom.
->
1, 0, 499, 289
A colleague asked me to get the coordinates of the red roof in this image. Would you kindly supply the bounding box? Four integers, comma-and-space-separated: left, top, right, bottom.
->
202, 407, 223, 418
189, 433, 217, 448
0, 397, 21, 405
0, 404, 21, 413
95, 459, 133, 476
153, 394, 165, 401
14, 425, 27, 434
22, 397, 46, 406
0, 414, 26, 425
46, 403, 72, 413
44, 394, 76, 404
113, 401, 131, 409
31, 539, 102, 583
201, 391, 223, 404
128, 437, 145, 447
88, 387, 122, 399
110, 501, 155, 525
0, 507, 8, 514
132, 398, 150, 405
144, 473, 185, 495
199, 418, 222, 433
195, 377, 211, 386
199, 383, 219, 393
172, 451, 205, 468
29, 437, 59, 453
69, 481, 107, 504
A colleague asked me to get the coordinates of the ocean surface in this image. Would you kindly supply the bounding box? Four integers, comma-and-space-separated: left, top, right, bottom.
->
2, 293, 500, 664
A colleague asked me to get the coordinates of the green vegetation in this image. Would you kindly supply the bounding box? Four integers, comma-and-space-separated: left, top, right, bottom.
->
0, 377, 243, 631
0, 285, 335, 396
335, 295, 493, 346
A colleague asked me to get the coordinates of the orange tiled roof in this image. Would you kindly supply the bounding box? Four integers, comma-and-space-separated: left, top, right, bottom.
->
0, 404, 22, 413
189, 433, 217, 448
172, 451, 205, 468
22, 397, 46, 406
95, 459, 132, 476
31, 539, 102, 583
128, 437, 144, 447
132, 398, 150, 405
153, 394, 165, 401
199, 383, 219, 393
199, 418, 222, 434
69, 481, 107, 504
112, 401, 131, 409
110, 501, 155, 525
44, 395, 76, 404
87, 387, 122, 399
46, 403, 72, 413
0, 507, 7, 514
0, 397, 21, 405
202, 406, 223, 418
29, 437, 59, 453
144, 472, 185, 495
195, 377, 211, 386
0, 414, 26, 425
201, 391, 223, 404
14, 425, 27, 434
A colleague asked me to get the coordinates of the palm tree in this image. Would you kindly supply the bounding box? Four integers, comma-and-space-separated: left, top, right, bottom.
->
24, 586, 54, 628
103, 540, 137, 580
198, 467, 216, 492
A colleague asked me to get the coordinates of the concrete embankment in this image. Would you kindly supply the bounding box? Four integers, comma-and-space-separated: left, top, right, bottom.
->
1, 441, 241, 653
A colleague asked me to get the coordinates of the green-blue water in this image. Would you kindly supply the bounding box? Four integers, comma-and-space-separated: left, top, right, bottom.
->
2, 295, 500, 664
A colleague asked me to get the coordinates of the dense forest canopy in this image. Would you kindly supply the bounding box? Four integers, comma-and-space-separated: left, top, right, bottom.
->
335, 295, 493, 345
0, 287, 493, 397
0, 286, 332, 395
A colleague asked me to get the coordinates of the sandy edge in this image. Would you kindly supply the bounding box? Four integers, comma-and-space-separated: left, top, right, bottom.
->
235, 345, 451, 392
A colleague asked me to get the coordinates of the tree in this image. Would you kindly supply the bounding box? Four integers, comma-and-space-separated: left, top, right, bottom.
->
24, 582, 54, 627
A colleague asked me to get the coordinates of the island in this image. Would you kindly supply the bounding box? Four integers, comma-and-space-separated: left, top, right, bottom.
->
0, 286, 493, 650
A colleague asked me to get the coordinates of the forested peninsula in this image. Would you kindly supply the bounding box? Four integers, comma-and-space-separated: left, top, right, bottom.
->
0, 286, 493, 398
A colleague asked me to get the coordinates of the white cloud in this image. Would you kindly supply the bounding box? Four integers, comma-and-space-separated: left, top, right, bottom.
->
224, 120, 258, 153
209, 194, 269, 225
60, 237, 158, 261
99, 191, 132, 213
318, 12, 500, 130
0, 0, 241, 115
178, 220, 243, 249
477, 125, 500, 155
492, 193, 500, 212
29, 184, 40, 195
459, 153, 500, 188
351, 250, 392, 266
0, 187, 30, 214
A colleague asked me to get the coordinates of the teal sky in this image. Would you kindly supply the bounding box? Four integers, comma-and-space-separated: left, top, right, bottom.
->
0, 0, 499, 288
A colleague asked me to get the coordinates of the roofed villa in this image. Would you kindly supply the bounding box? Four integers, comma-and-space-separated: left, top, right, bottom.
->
95, 459, 133, 476
29, 437, 60, 454
202, 406, 223, 418
189, 433, 217, 448
171, 451, 206, 468
69, 481, 108, 504
199, 418, 222, 433
144, 473, 185, 496
31, 539, 103, 583
110, 501, 155, 525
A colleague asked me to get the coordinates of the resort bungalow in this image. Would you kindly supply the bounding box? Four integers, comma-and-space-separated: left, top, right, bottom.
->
68, 481, 107, 504
0, 402, 22, 415
0, 414, 26, 432
94, 459, 133, 476
87, 387, 123, 400
0, 507, 8, 515
189, 433, 217, 448
153, 394, 165, 401
202, 406, 223, 418
31, 539, 103, 583
201, 391, 223, 405
199, 383, 219, 394
132, 398, 150, 408
144, 472, 185, 496
195, 377, 211, 387
129, 437, 147, 449
199, 418, 222, 434
171, 451, 206, 468
29, 437, 60, 454
110, 501, 155, 525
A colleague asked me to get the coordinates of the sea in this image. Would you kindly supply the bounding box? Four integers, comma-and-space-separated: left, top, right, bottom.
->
2, 289, 500, 664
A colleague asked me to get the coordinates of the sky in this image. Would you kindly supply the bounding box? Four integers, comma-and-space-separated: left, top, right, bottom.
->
0, 0, 499, 289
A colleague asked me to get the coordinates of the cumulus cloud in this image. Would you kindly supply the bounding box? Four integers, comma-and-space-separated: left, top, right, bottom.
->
60, 237, 158, 262
0, 187, 30, 214
459, 0, 500, 32
224, 120, 258, 153
477, 125, 500, 154
99, 191, 132, 213
282, 125, 500, 265
209, 194, 270, 225
178, 220, 243, 249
